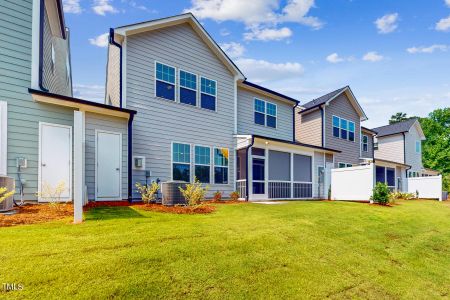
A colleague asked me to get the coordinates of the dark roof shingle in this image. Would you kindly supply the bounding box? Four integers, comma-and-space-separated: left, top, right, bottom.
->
301, 86, 348, 110
372, 118, 418, 137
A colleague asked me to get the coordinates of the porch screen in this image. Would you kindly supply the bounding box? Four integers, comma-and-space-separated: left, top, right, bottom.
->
376, 166, 385, 184
293, 154, 312, 182
386, 168, 395, 187
236, 149, 247, 180
269, 150, 290, 181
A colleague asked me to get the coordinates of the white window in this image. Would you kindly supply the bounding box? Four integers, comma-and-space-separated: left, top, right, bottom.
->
332, 116, 355, 141
214, 147, 229, 184
179, 70, 197, 106
200, 77, 217, 111
172, 143, 190, 182
0, 101, 7, 175
51, 43, 55, 73
155, 62, 176, 101
194, 145, 210, 183
415, 141, 421, 153
362, 135, 369, 152
254, 98, 277, 128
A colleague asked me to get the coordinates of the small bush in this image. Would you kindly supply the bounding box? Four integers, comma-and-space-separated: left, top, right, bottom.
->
36, 181, 67, 209
371, 182, 391, 205
213, 191, 222, 202
390, 191, 415, 202
179, 178, 209, 206
229, 191, 240, 202
135, 182, 160, 204
0, 187, 14, 203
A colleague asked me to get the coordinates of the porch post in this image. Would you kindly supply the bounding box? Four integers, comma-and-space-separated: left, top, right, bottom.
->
290, 152, 294, 199
73, 110, 85, 223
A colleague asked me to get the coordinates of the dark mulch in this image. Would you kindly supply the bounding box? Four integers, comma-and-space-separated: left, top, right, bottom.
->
0, 204, 73, 227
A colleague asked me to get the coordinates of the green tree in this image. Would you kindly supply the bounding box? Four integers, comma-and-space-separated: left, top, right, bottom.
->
419, 108, 450, 190
389, 112, 409, 124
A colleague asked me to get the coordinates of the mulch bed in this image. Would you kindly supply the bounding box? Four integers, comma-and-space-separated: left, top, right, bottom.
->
0, 204, 73, 227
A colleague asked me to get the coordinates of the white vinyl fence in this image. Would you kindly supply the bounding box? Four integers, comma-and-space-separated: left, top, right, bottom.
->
331, 165, 374, 201
407, 175, 442, 201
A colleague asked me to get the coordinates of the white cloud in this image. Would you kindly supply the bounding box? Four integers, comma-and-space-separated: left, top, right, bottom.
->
73, 84, 105, 103
184, 0, 322, 41
435, 15, 450, 32
219, 42, 245, 58
220, 28, 231, 36
326, 53, 344, 63
89, 33, 109, 47
446, 0, 450, 7
63, 0, 82, 13
244, 26, 292, 41
362, 51, 384, 62
235, 58, 304, 83
407, 44, 449, 54
122, 0, 157, 12
375, 13, 399, 34
92, 0, 118, 15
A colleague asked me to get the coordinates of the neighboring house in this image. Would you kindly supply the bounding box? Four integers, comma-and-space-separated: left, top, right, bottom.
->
295, 86, 368, 168
106, 13, 340, 201
372, 118, 431, 178
0, 0, 135, 202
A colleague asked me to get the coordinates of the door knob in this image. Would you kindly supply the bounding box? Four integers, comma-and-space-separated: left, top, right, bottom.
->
116, 168, 120, 171
42, 163, 46, 167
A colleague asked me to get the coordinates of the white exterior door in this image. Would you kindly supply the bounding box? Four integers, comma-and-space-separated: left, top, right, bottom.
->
96, 130, 122, 200
39, 123, 72, 202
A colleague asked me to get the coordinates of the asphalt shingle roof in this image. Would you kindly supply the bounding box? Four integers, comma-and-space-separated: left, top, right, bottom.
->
372, 118, 418, 137
302, 86, 348, 110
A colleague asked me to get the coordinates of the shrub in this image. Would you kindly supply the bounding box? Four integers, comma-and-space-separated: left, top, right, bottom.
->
135, 182, 160, 204
179, 178, 209, 206
229, 191, 240, 202
0, 187, 14, 203
371, 182, 391, 205
390, 191, 415, 202
36, 181, 67, 209
213, 191, 222, 202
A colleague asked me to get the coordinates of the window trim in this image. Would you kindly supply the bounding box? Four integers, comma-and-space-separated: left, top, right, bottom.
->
253, 98, 278, 129
171, 141, 192, 182
178, 69, 198, 106
362, 134, 369, 152
200, 76, 217, 111
154, 61, 177, 101
213, 146, 229, 185
332, 115, 355, 142
194, 144, 211, 184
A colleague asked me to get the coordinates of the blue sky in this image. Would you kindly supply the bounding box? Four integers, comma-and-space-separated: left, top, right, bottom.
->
63, 0, 450, 127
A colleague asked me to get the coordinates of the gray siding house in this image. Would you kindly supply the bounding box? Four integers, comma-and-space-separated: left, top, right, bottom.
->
106, 13, 340, 201
295, 86, 369, 168
0, 0, 134, 203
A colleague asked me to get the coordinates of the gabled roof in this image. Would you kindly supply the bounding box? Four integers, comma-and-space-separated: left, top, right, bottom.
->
372, 118, 424, 139
239, 81, 299, 105
114, 13, 245, 80
299, 86, 368, 121
361, 126, 377, 135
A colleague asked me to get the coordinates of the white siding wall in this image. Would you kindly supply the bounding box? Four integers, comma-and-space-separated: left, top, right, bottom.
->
237, 88, 294, 141
125, 23, 236, 197
405, 126, 424, 174
374, 134, 404, 163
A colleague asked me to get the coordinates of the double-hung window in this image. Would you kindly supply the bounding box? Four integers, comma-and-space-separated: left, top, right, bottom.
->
332, 116, 340, 138
200, 77, 216, 111
362, 135, 369, 152
195, 146, 210, 183
179, 70, 197, 106
155, 62, 176, 101
214, 148, 229, 184
254, 99, 265, 125
172, 143, 190, 182
333, 116, 355, 141
254, 99, 277, 128
415, 141, 421, 153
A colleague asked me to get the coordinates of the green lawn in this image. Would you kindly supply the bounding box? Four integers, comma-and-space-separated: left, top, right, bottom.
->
1, 200, 449, 299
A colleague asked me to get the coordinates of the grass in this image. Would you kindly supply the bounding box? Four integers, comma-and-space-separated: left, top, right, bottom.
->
1, 200, 449, 299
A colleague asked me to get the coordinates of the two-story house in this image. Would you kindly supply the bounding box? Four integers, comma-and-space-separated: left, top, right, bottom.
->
295, 86, 368, 168
1, 0, 135, 203
105, 13, 340, 201
372, 118, 437, 189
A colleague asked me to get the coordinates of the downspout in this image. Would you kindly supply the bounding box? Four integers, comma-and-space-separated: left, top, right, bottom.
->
109, 28, 123, 108
127, 113, 135, 202
372, 135, 376, 164
245, 136, 255, 201
402, 132, 407, 177
320, 106, 325, 147
38, 0, 48, 92
292, 102, 299, 142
